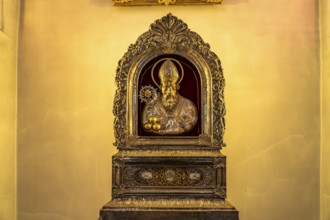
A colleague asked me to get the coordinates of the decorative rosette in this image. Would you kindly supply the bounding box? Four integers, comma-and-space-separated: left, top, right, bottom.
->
139, 85, 157, 103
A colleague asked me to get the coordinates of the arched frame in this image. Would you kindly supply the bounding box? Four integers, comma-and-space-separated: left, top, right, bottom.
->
113, 14, 226, 150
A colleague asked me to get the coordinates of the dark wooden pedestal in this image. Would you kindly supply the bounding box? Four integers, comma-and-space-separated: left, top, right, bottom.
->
100, 199, 239, 220
100, 151, 239, 220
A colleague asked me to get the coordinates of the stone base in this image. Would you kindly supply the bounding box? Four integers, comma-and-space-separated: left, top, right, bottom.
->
100, 198, 239, 220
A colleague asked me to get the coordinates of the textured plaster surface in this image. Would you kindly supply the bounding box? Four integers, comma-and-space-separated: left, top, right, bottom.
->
17, 0, 320, 220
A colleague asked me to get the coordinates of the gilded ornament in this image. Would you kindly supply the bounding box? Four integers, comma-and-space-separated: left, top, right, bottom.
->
139, 85, 158, 103
144, 123, 152, 130
106, 198, 235, 209
113, 13, 226, 148
152, 123, 161, 131
113, 0, 133, 3
116, 150, 222, 157
158, 0, 176, 5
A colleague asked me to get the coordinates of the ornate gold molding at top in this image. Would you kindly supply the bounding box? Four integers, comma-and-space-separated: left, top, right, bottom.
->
106, 198, 235, 209
158, 0, 176, 5
113, 0, 222, 6
113, 0, 133, 3
116, 150, 223, 157
113, 13, 226, 149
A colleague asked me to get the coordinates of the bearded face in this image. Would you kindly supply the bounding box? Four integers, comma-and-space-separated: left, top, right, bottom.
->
161, 81, 178, 111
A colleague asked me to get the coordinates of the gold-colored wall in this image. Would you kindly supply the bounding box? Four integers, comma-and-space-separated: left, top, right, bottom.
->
321, 0, 330, 219
17, 0, 320, 220
0, 0, 19, 220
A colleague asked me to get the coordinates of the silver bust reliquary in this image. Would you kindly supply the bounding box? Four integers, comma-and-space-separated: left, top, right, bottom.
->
99, 13, 239, 220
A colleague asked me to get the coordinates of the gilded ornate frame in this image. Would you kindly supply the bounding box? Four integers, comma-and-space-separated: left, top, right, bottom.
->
113, 0, 222, 6
113, 13, 226, 149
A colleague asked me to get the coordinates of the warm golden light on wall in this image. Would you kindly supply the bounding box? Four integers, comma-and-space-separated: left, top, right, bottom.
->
0, 0, 4, 32
0, 0, 326, 220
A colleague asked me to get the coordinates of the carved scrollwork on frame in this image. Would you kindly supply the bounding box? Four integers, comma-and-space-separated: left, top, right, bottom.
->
113, 13, 226, 149
213, 157, 226, 169
116, 150, 222, 157
113, 156, 125, 168
112, 185, 126, 198
213, 156, 226, 198
107, 198, 235, 209
214, 185, 226, 198
112, 156, 126, 198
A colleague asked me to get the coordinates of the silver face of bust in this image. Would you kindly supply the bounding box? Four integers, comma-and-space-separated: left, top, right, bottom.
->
161, 81, 178, 111
142, 59, 198, 135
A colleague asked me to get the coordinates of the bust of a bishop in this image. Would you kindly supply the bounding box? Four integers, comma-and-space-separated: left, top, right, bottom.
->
142, 59, 198, 135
